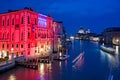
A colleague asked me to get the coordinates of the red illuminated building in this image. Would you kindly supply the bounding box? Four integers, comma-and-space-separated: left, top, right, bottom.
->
0, 8, 55, 58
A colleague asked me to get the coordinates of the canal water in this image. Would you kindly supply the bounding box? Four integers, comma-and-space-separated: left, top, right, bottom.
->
0, 40, 120, 80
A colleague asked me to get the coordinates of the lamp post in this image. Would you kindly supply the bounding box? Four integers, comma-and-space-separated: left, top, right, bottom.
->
116, 39, 119, 45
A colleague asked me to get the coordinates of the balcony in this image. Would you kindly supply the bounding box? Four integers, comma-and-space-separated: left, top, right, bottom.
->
0, 38, 9, 42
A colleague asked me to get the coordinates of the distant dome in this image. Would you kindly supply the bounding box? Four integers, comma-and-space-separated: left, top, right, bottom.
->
78, 27, 84, 34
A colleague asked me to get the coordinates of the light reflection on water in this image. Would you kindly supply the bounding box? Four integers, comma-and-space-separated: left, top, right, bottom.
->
0, 40, 120, 80
115, 46, 119, 54
8, 74, 16, 80
72, 57, 84, 70
100, 48, 119, 69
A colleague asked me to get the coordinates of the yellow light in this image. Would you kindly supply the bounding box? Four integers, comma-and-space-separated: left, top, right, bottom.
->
39, 63, 45, 76
116, 39, 119, 42
59, 52, 62, 56
40, 48, 43, 52
11, 48, 14, 51
8, 75, 16, 80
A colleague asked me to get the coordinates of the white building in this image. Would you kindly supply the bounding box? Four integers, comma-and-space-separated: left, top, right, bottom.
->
86, 29, 90, 34
78, 27, 84, 34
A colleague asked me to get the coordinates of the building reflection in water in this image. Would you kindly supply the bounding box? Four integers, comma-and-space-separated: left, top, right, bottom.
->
115, 46, 119, 54
39, 63, 45, 80
100, 45, 119, 69
37, 63, 52, 80
8, 74, 16, 80
59, 61, 62, 70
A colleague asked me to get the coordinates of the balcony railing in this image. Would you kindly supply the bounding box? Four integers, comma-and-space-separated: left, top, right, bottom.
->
0, 38, 9, 41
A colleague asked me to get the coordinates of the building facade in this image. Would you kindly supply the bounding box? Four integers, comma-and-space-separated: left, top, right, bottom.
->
103, 27, 120, 45
0, 9, 54, 58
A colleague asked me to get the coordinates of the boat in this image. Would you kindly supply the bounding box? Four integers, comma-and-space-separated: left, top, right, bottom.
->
100, 45, 115, 55
72, 52, 84, 63
72, 52, 84, 69
74, 36, 80, 40
59, 55, 70, 61
66, 38, 72, 44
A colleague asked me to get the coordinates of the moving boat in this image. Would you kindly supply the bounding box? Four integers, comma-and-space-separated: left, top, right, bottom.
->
72, 52, 84, 69
100, 45, 115, 55
72, 52, 84, 64
59, 55, 70, 61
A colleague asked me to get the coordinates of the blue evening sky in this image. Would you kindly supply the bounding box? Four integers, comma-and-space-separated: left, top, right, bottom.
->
0, 0, 120, 35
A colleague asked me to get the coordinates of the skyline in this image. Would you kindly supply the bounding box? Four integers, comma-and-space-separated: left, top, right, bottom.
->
0, 0, 120, 35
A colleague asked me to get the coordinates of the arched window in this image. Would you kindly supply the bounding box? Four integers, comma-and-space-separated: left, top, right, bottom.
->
28, 32, 30, 38
12, 18, 14, 25
28, 16, 30, 24
21, 32, 23, 41
35, 18, 36, 25
28, 44, 30, 48
12, 33, 14, 41
2, 33, 4, 39
7, 19, 9, 26
35, 33, 37, 38
2, 20, 4, 26
21, 16, 24, 24
7, 33, 9, 39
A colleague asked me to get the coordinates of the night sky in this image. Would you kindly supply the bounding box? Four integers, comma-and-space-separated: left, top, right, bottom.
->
0, 0, 120, 35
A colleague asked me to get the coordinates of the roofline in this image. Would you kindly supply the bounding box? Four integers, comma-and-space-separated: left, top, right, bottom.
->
0, 9, 53, 19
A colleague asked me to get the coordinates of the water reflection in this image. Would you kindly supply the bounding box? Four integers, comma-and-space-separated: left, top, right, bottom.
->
100, 49, 120, 80
115, 46, 119, 54
72, 58, 84, 70
39, 63, 45, 80
1, 40, 120, 80
8, 74, 16, 80
59, 61, 62, 69
100, 49, 119, 69
72, 53, 84, 70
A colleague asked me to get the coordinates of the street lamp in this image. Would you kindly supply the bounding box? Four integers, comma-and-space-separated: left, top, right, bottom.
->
116, 39, 119, 45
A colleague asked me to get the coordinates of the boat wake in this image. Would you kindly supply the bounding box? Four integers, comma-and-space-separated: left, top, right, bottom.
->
72, 52, 84, 69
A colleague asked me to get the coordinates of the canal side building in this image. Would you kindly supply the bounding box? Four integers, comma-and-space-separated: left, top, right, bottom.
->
0, 8, 57, 58
103, 27, 120, 45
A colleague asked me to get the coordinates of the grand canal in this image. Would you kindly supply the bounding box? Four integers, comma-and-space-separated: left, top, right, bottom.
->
0, 40, 120, 80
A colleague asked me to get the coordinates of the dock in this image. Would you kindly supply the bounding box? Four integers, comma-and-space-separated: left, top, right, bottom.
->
15, 61, 38, 70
